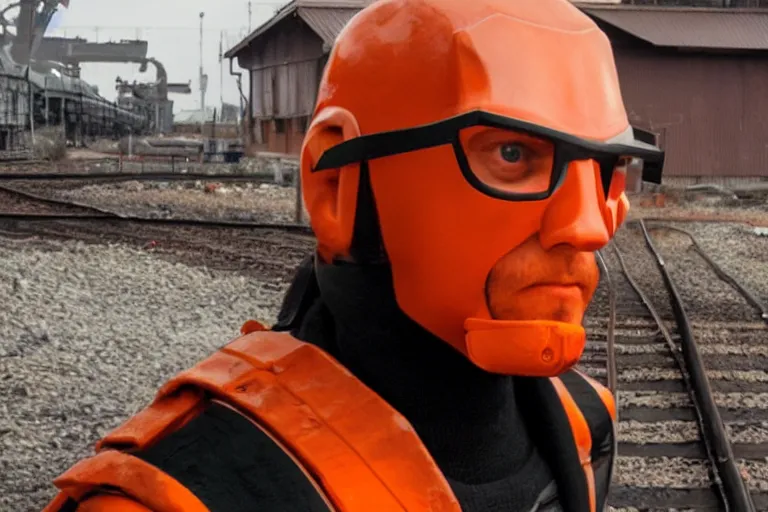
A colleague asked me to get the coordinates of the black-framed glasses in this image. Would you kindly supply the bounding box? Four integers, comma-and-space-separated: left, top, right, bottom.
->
313, 110, 665, 201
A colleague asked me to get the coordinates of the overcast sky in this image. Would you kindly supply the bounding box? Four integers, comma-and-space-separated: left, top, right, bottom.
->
3, 0, 287, 113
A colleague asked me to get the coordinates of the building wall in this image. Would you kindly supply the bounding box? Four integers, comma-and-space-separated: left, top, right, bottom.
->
234, 7, 768, 173
257, 116, 308, 155
611, 46, 768, 178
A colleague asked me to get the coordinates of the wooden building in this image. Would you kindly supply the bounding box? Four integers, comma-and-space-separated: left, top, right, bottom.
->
224, 0, 372, 155
227, 1, 768, 185
583, 5, 768, 185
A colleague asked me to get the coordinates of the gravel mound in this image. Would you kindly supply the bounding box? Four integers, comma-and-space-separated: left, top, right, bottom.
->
33, 181, 307, 225
0, 240, 290, 511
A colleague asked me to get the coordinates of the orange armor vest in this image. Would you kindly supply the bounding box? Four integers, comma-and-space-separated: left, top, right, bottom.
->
43, 325, 616, 512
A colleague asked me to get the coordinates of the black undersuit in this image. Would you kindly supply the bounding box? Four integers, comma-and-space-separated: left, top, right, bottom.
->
287, 260, 560, 511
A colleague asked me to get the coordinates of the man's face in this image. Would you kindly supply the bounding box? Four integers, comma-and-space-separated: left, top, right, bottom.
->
486, 235, 600, 325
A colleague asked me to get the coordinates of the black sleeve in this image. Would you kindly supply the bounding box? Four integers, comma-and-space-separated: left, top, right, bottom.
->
130, 400, 333, 512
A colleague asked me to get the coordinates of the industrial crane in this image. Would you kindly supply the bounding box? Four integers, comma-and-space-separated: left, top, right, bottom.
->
0, 0, 191, 134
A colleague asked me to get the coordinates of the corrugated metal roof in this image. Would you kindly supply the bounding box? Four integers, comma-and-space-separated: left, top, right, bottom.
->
298, 7, 361, 46
581, 6, 768, 50
224, 0, 371, 58
296, 0, 372, 7
224, 5, 294, 59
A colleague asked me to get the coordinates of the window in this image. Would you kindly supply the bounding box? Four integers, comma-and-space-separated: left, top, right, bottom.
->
258, 119, 268, 144
274, 118, 286, 134
296, 116, 309, 134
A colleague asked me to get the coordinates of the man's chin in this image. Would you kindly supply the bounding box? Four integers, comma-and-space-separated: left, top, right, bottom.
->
488, 286, 589, 324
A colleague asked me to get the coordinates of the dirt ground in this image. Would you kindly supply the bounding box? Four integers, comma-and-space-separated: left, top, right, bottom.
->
627, 185, 768, 227
47, 180, 306, 225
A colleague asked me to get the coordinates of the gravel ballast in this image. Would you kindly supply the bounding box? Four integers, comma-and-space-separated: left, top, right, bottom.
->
24, 180, 307, 225
0, 240, 291, 511
582, 217, 768, 506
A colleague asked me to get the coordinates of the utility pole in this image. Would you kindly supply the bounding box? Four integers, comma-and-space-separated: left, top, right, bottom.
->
26, 6, 34, 144
219, 31, 224, 117
199, 12, 206, 131
248, 2, 252, 31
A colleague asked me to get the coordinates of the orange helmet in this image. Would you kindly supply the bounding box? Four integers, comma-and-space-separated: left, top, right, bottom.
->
301, 0, 664, 376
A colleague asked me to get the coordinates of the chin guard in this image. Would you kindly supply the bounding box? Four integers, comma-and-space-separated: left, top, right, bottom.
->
464, 318, 586, 376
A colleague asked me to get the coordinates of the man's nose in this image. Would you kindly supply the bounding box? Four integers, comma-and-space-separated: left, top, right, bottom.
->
539, 160, 610, 252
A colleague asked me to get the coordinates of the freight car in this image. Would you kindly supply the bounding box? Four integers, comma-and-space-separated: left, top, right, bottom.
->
0, 45, 149, 153
28, 62, 150, 143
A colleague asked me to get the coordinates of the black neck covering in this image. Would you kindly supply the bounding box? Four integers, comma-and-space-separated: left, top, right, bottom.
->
283, 258, 555, 510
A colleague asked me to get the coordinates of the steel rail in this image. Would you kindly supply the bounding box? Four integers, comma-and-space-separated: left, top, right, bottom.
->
595, 248, 618, 395
611, 238, 727, 509
0, 158, 45, 164
638, 215, 768, 228
0, 183, 121, 217
0, 183, 313, 233
0, 157, 118, 165
646, 223, 768, 324
0, 172, 287, 183
638, 219, 756, 512
0, 213, 314, 234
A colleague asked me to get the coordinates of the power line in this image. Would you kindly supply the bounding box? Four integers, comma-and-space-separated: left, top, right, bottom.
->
49, 25, 251, 32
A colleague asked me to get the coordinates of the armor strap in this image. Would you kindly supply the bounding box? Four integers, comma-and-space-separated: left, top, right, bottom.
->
553, 370, 617, 512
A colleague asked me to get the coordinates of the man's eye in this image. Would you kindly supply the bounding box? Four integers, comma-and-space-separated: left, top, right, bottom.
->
499, 143, 524, 163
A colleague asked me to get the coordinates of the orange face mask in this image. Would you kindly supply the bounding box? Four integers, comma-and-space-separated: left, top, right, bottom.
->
302, 0, 664, 377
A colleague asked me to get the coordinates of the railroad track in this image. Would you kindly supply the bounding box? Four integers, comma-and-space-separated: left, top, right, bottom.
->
0, 182, 315, 279
0, 171, 290, 184
583, 220, 767, 511
5, 178, 768, 508
0, 183, 312, 233
0, 156, 118, 166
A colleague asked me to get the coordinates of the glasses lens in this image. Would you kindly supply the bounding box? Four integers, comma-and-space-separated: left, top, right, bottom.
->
615, 156, 643, 173
597, 155, 648, 197
459, 126, 556, 195
612, 156, 644, 190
